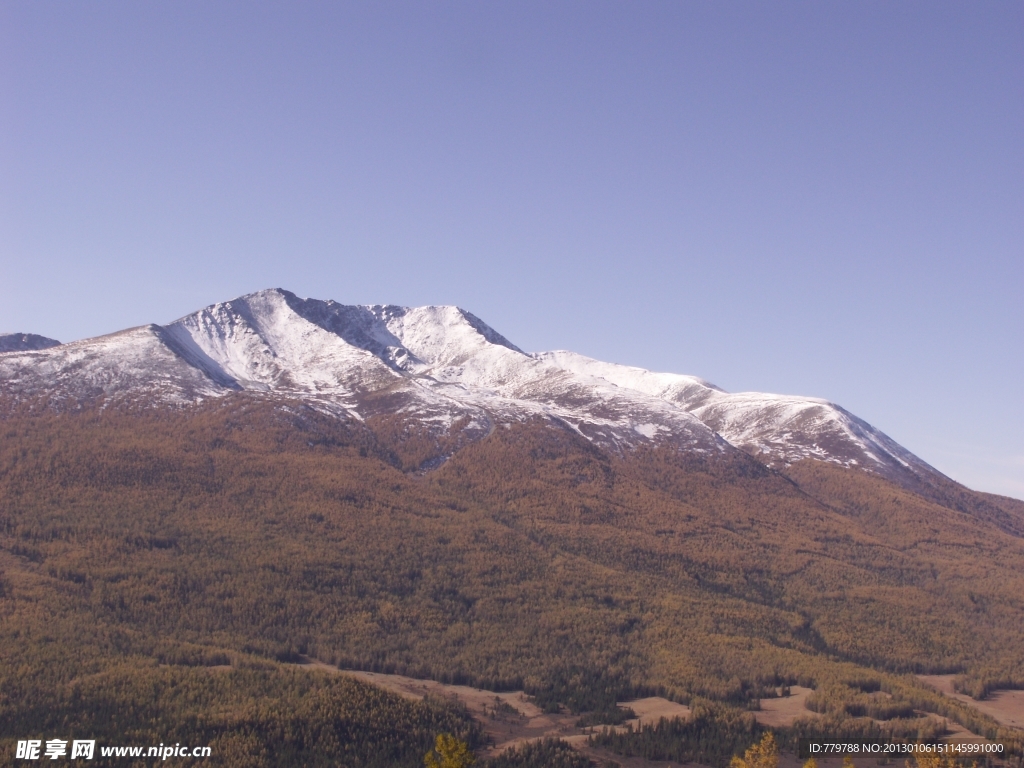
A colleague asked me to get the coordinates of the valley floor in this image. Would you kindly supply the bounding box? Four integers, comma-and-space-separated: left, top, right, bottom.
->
294, 661, 1017, 767
918, 676, 1024, 732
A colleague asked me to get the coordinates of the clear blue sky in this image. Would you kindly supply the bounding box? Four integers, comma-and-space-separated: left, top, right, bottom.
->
2, 2, 1021, 499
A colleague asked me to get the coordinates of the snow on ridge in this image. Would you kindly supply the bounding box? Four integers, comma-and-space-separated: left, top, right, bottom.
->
535, 349, 936, 479
535, 350, 723, 404
0, 287, 941, 485
0, 324, 228, 404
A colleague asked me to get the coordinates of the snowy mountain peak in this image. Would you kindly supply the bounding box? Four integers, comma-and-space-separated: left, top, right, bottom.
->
0, 289, 944, 488
179, 289, 525, 377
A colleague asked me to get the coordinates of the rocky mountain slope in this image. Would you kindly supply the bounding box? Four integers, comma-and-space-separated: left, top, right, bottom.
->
0, 288, 942, 489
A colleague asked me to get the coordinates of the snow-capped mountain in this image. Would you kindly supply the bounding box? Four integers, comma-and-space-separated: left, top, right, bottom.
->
0, 288, 941, 486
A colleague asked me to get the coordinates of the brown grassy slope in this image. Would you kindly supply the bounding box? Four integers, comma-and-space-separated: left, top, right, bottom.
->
976, 490, 1024, 532
432, 427, 1024, 685
1, 398, 1022, 741
784, 460, 1024, 686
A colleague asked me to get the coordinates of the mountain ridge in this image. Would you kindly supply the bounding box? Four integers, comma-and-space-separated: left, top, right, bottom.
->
0, 287, 945, 493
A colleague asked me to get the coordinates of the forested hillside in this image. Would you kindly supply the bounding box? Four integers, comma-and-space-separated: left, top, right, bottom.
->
1, 395, 1023, 763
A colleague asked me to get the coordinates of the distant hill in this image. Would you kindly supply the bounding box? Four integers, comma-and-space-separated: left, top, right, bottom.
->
0, 332, 60, 352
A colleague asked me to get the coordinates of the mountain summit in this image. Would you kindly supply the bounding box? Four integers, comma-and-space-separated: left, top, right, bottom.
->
0, 288, 941, 489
